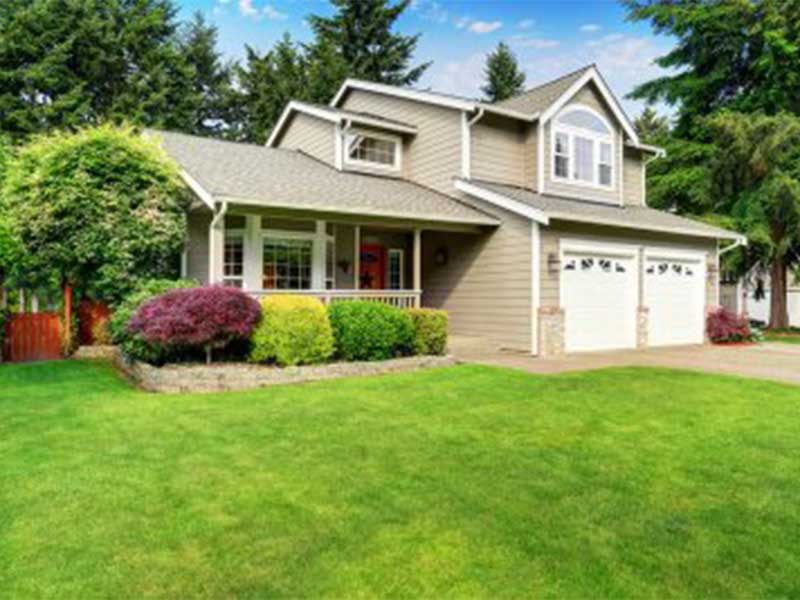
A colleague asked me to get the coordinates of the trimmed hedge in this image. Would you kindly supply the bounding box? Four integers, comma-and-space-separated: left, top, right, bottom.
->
128, 286, 260, 364
407, 308, 448, 355
250, 295, 334, 366
110, 278, 196, 363
328, 301, 414, 361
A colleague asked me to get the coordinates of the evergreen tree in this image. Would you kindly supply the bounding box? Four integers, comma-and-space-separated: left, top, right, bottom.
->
180, 12, 234, 138
308, 0, 430, 86
481, 42, 526, 103
0, 0, 197, 138
633, 107, 670, 143
234, 35, 310, 144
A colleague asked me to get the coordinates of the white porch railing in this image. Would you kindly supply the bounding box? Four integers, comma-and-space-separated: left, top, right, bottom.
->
251, 289, 422, 309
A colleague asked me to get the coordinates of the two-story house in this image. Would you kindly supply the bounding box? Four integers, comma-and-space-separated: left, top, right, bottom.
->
155, 64, 744, 356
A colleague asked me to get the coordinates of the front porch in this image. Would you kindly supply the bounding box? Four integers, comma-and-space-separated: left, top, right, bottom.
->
189, 206, 467, 310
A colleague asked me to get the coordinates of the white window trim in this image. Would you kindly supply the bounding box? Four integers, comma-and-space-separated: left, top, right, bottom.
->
550, 104, 616, 192
259, 224, 335, 291
223, 229, 246, 287
343, 129, 402, 172
387, 248, 405, 290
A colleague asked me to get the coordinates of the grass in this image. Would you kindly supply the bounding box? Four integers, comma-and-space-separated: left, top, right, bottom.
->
1, 360, 800, 599
763, 328, 800, 344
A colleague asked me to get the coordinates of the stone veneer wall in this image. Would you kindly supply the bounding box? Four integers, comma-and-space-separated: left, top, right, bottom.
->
538, 306, 565, 357
116, 354, 456, 394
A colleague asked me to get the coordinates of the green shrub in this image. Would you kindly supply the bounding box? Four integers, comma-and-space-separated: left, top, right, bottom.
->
109, 278, 196, 362
407, 308, 449, 355
328, 301, 414, 362
249, 295, 334, 366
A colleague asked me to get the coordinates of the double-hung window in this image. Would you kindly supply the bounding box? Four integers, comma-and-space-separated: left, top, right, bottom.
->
551, 106, 615, 189
223, 233, 245, 288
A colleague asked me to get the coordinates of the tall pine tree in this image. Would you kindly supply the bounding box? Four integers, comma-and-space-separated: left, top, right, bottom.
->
481, 42, 526, 103
180, 12, 235, 138
308, 0, 430, 86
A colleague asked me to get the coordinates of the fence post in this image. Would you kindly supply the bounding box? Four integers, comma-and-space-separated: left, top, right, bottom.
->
63, 283, 73, 354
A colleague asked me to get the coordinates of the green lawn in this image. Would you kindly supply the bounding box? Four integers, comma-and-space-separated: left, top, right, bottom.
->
1, 361, 799, 599
764, 328, 800, 344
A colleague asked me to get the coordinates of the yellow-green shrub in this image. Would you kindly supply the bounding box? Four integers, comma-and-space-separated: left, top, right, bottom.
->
249, 295, 334, 366
407, 308, 448, 355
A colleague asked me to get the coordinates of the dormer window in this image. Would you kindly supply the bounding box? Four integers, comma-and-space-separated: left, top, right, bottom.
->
345, 131, 401, 170
551, 105, 614, 189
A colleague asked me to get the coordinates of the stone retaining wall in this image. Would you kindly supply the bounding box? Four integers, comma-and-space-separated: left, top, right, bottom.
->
115, 354, 456, 394
74, 345, 120, 360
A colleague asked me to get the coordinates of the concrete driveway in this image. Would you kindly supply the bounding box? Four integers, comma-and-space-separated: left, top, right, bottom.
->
450, 336, 800, 386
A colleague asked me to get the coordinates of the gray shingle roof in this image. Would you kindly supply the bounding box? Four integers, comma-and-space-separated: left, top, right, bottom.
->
292, 101, 418, 132
495, 65, 594, 115
465, 179, 743, 241
150, 130, 498, 226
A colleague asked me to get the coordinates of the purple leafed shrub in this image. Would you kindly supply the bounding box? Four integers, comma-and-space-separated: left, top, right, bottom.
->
128, 286, 261, 364
706, 308, 751, 343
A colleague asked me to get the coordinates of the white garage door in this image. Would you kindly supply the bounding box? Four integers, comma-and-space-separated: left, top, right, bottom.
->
562, 246, 638, 352
644, 252, 705, 346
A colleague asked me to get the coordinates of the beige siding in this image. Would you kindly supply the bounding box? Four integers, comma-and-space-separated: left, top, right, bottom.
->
543, 83, 622, 204
423, 197, 532, 351
522, 124, 538, 190
623, 147, 645, 206
470, 114, 526, 186
277, 113, 335, 166
186, 209, 211, 284
340, 89, 462, 195
539, 221, 718, 311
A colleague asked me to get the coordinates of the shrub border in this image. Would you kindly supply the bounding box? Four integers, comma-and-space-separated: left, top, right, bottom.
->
114, 352, 455, 394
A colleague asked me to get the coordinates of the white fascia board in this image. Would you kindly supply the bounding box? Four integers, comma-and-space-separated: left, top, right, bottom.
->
540, 67, 641, 145
215, 195, 501, 227
548, 211, 746, 242
454, 179, 550, 225
625, 140, 666, 156
348, 114, 417, 135
179, 169, 214, 210
266, 101, 340, 147
331, 78, 475, 112
479, 104, 539, 122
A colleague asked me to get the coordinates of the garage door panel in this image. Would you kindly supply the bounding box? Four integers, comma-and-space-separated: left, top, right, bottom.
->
562, 250, 637, 353
645, 255, 705, 346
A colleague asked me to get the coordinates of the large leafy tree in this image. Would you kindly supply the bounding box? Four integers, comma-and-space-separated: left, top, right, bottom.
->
308, 0, 430, 86
2, 126, 189, 305
180, 12, 235, 138
481, 42, 526, 103
707, 112, 800, 329
0, 0, 197, 139
624, 0, 800, 136
633, 107, 670, 143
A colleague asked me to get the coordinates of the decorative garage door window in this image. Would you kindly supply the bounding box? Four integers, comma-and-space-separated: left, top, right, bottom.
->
646, 262, 695, 277
564, 257, 627, 273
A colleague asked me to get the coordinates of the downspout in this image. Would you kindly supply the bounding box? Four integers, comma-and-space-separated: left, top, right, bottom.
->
208, 200, 228, 285
717, 237, 747, 308
337, 118, 352, 170
641, 148, 665, 207
462, 108, 484, 179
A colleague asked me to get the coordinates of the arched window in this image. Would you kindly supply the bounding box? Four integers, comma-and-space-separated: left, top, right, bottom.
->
552, 105, 614, 188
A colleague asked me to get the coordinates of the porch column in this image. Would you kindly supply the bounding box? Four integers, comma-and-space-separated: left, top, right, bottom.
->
312, 220, 327, 289
354, 225, 361, 290
208, 204, 227, 285
413, 228, 422, 307
243, 215, 262, 291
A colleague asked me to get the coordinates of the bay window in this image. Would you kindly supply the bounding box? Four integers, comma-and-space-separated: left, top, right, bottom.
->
551, 106, 615, 189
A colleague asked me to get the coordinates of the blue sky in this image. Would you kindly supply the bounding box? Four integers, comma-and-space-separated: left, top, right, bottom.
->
178, 0, 675, 117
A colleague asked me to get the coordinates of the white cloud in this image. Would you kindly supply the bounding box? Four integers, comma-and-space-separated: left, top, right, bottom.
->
238, 0, 258, 18
580, 23, 601, 33
587, 33, 624, 47
511, 36, 560, 50
517, 18, 535, 30
455, 16, 472, 29
263, 4, 287, 21
413, 0, 449, 24
468, 20, 502, 34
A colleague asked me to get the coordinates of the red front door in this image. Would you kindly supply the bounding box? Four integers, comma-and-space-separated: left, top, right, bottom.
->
360, 244, 386, 289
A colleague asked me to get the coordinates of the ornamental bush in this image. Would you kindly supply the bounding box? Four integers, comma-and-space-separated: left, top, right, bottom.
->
707, 308, 751, 343
328, 301, 415, 362
128, 286, 260, 364
249, 295, 334, 366
110, 279, 196, 363
407, 308, 449, 355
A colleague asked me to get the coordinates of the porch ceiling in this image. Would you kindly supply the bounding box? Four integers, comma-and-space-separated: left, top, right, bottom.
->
152, 130, 499, 228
